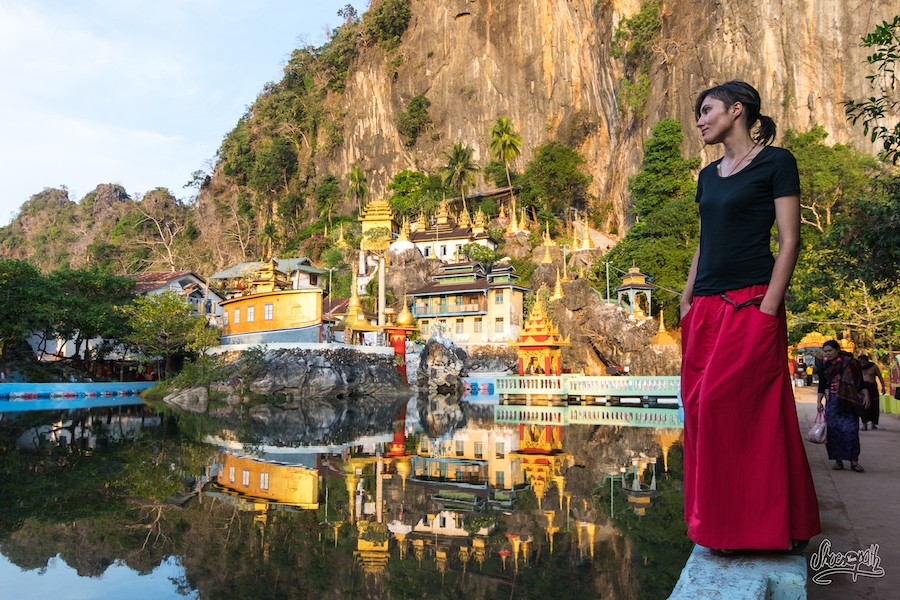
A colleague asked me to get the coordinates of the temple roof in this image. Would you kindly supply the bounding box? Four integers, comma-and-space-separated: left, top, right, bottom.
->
511, 290, 570, 348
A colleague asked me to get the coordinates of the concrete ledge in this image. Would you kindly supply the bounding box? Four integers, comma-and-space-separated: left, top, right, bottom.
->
669, 545, 806, 599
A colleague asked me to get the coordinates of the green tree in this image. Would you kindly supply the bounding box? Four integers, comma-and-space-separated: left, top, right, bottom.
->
459, 243, 502, 269
442, 143, 480, 210
593, 120, 699, 325
46, 268, 136, 365
363, 0, 412, 50
0, 260, 46, 358
610, 0, 662, 117
120, 290, 217, 379
386, 170, 450, 217
489, 116, 523, 203
396, 94, 432, 146
783, 125, 879, 234
518, 141, 591, 217
843, 16, 900, 163
628, 119, 700, 221
345, 164, 369, 211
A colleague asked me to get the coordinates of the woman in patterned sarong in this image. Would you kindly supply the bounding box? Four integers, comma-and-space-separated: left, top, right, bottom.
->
817, 340, 869, 472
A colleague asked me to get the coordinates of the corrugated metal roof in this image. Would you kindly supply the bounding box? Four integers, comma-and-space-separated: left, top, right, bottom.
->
210, 257, 324, 279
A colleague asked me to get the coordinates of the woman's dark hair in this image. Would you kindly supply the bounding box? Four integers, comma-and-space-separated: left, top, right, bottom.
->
694, 80, 777, 145
823, 340, 841, 351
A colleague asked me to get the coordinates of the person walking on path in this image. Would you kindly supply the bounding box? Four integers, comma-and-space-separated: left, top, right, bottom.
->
858, 354, 885, 430
817, 340, 870, 472
680, 80, 821, 554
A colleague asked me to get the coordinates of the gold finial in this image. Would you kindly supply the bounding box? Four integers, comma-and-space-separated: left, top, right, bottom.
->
551, 268, 564, 300
396, 296, 414, 326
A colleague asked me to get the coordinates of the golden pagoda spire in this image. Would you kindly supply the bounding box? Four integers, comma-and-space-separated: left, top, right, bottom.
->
499, 202, 507, 219
551, 268, 564, 300
435, 199, 451, 225
541, 243, 553, 264
472, 209, 486, 234
572, 216, 581, 249
336, 224, 350, 249
415, 211, 427, 232
651, 309, 677, 345
397, 217, 411, 242
543, 222, 556, 246
581, 220, 595, 249
561, 246, 570, 282
458, 204, 471, 227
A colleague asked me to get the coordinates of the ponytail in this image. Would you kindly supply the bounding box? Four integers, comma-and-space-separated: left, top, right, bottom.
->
755, 115, 777, 146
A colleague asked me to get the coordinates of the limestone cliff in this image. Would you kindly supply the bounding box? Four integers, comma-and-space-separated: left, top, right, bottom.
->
313, 0, 891, 233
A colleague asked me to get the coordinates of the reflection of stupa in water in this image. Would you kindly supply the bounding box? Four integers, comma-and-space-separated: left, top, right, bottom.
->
510, 420, 573, 509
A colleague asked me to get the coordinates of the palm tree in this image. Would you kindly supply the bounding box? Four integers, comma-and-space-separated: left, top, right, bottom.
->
489, 116, 522, 203
260, 220, 279, 260
346, 164, 369, 212
442, 143, 480, 210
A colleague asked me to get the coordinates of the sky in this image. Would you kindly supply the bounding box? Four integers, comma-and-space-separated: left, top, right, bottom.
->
0, 0, 368, 226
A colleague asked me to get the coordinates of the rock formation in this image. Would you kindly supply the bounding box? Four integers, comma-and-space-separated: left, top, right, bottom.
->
164, 348, 411, 446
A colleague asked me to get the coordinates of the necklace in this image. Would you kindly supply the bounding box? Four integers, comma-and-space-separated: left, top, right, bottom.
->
722, 143, 758, 177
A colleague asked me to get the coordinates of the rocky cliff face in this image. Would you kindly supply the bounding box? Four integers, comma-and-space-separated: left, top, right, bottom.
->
317, 0, 887, 232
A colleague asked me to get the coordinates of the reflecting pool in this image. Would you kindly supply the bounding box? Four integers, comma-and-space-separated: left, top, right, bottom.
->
0, 397, 691, 599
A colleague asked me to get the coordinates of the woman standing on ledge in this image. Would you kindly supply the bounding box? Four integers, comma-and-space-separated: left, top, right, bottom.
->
680, 81, 821, 553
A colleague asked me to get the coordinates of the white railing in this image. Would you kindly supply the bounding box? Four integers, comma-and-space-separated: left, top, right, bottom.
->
566, 376, 681, 398
494, 404, 682, 428
495, 375, 571, 396
493, 405, 569, 425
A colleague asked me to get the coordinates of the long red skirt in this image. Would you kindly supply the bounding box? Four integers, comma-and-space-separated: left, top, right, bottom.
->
681, 284, 821, 549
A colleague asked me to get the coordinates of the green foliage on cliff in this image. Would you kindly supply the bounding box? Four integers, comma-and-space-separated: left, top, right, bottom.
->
610, 0, 662, 118
396, 94, 432, 146
595, 119, 699, 326
518, 140, 591, 217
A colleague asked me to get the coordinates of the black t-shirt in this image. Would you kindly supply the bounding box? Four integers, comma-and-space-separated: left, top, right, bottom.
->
693, 145, 800, 296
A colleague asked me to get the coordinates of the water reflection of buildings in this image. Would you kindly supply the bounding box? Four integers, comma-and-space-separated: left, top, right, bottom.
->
211, 452, 319, 509
199, 393, 684, 585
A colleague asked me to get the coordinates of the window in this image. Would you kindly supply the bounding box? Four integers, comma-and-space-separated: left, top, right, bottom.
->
496, 442, 505, 458
495, 317, 504, 334
439, 515, 447, 528
242, 469, 250, 486
455, 295, 463, 305
440, 245, 447, 256
455, 319, 464, 334
260, 472, 269, 491
496, 470, 505, 486
474, 317, 483, 333
309, 274, 318, 286
421, 320, 429, 334
456, 440, 464, 456
495, 291, 504, 304
223, 312, 228, 326
264, 304, 274, 320
247, 306, 255, 322
228, 466, 235, 483
474, 441, 484, 459
233, 309, 240, 324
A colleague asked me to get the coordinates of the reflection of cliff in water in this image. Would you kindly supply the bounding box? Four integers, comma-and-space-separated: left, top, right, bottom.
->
1, 402, 690, 599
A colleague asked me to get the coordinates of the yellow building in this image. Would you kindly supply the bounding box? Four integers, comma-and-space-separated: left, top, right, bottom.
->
212, 258, 325, 345
413, 427, 524, 489
214, 452, 319, 509
407, 261, 528, 346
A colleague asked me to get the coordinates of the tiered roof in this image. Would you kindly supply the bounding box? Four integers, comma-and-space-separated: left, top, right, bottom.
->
511, 289, 570, 349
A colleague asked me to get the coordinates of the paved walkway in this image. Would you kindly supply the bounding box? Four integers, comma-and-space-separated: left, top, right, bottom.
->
794, 385, 899, 599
